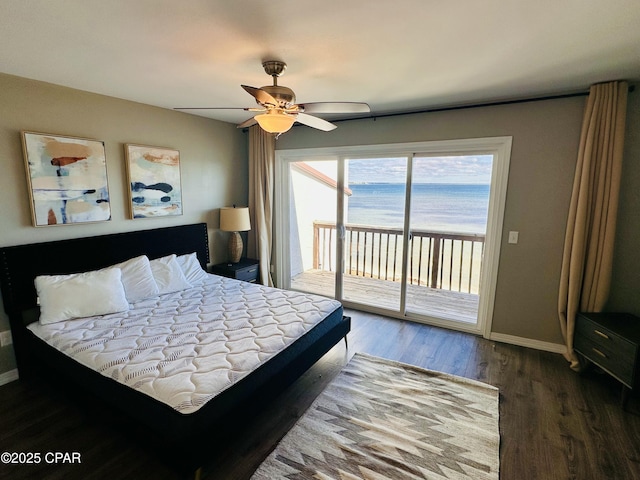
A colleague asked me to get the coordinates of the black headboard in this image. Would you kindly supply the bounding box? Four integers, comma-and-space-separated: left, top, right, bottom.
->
0, 223, 210, 318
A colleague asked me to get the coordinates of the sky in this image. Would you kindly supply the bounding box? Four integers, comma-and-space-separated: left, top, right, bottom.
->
347, 155, 493, 184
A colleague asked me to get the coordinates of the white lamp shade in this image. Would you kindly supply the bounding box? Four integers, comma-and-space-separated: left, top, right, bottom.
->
220, 206, 251, 232
255, 112, 296, 133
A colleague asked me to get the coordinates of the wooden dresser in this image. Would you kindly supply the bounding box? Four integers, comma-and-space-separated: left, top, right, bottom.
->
574, 312, 640, 407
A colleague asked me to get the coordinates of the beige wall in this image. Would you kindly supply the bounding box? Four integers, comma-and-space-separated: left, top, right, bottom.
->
609, 86, 640, 314
277, 96, 592, 346
0, 73, 247, 375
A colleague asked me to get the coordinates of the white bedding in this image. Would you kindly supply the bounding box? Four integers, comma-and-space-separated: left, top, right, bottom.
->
27, 274, 341, 414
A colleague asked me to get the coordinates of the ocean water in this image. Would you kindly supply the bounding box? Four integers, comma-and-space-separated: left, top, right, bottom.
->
347, 183, 490, 234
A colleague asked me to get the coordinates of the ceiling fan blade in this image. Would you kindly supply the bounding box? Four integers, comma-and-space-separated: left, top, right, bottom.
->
298, 102, 370, 114
241, 85, 279, 107
296, 113, 337, 132
237, 117, 258, 129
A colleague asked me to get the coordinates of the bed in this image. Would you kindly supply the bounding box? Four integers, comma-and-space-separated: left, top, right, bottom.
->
0, 223, 350, 474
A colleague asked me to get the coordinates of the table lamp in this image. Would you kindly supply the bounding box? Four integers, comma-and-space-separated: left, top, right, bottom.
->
220, 206, 251, 263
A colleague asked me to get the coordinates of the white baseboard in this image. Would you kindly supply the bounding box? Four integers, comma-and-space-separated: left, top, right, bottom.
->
489, 332, 567, 354
0, 369, 19, 386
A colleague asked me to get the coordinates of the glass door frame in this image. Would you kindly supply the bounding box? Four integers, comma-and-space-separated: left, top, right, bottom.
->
274, 137, 512, 338
341, 154, 410, 312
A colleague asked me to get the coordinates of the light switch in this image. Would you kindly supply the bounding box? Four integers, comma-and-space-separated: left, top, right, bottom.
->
508, 231, 519, 244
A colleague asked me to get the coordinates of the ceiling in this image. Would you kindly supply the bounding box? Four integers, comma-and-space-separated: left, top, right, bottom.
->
1, 0, 639, 126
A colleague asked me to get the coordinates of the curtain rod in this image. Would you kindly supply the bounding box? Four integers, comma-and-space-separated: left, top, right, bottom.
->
331, 84, 635, 125
243, 84, 635, 131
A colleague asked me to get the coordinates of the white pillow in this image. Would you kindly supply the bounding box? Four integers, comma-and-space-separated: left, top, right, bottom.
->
109, 255, 159, 303
176, 252, 209, 285
149, 254, 192, 295
35, 268, 129, 324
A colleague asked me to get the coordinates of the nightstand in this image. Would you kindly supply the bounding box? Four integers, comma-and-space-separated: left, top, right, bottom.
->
210, 258, 260, 283
574, 312, 640, 408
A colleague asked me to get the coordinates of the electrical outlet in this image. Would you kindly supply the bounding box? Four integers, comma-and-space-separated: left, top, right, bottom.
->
0, 330, 12, 347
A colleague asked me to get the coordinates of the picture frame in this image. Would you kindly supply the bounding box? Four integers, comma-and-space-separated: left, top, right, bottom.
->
124, 144, 183, 219
21, 131, 111, 227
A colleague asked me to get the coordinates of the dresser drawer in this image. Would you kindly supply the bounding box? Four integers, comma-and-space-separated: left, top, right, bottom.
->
210, 259, 260, 283
575, 314, 636, 360
236, 265, 259, 282
574, 333, 634, 387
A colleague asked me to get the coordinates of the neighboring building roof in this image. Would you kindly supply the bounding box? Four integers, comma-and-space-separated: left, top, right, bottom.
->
291, 163, 352, 196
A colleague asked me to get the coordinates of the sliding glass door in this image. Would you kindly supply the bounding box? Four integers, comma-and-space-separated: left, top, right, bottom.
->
405, 155, 492, 324
288, 159, 338, 298
341, 157, 407, 311
276, 138, 511, 336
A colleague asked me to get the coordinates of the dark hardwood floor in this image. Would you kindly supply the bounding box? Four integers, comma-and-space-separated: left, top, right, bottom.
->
1, 309, 640, 479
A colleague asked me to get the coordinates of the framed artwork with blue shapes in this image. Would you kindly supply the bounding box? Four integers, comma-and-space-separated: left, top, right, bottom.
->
124, 144, 183, 219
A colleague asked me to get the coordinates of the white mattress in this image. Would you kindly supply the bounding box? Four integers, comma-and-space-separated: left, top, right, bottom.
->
27, 274, 341, 414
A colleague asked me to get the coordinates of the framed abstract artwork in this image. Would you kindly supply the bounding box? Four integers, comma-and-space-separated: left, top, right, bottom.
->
124, 144, 182, 219
21, 131, 111, 226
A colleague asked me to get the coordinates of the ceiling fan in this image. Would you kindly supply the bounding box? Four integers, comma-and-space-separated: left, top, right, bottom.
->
175, 60, 370, 135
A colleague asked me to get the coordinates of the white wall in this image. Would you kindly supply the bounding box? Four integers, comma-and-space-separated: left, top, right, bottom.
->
289, 162, 343, 275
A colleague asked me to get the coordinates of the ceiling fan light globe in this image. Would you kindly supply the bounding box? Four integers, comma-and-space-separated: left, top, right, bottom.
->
255, 112, 296, 133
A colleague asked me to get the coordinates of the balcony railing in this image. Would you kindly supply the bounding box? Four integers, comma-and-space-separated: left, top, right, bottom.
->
312, 221, 485, 294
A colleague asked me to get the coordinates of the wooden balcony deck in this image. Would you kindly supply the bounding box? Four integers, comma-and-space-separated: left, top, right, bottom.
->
291, 269, 479, 324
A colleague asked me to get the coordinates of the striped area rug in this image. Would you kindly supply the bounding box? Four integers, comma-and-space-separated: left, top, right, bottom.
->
252, 353, 499, 480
